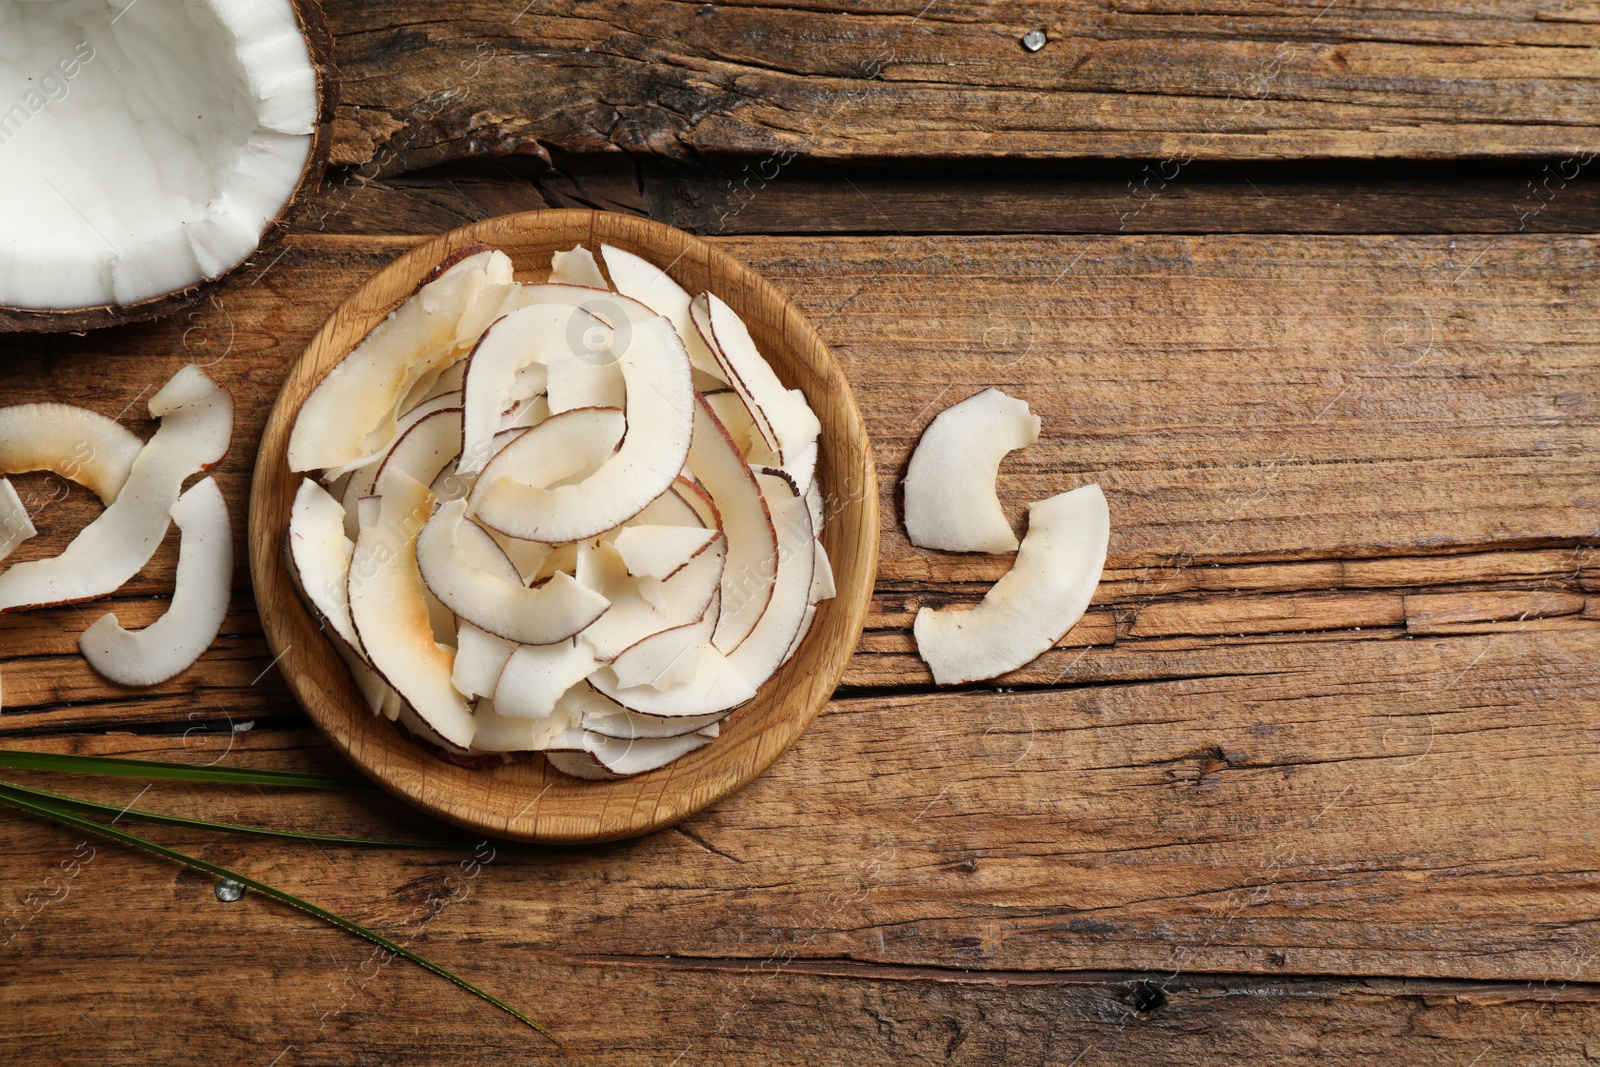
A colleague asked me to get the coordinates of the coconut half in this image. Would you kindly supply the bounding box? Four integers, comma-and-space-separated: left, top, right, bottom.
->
914, 483, 1110, 686
904, 387, 1041, 554
0, 0, 336, 332
79, 477, 231, 687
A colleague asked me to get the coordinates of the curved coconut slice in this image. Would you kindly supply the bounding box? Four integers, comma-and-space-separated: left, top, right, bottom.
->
494, 638, 602, 720
609, 607, 717, 691
0, 479, 36, 562
904, 387, 1041, 554
805, 481, 824, 541
394, 698, 470, 757
288, 478, 358, 648
452, 621, 517, 701
784, 435, 819, 495
0, 403, 144, 504
467, 407, 625, 524
0, 0, 330, 327
418, 499, 610, 646
599, 244, 726, 382
571, 684, 725, 738
79, 477, 231, 687
575, 538, 724, 662
914, 483, 1110, 686
474, 300, 695, 543
347, 470, 475, 750
288, 247, 513, 472
592, 470, 813, 716
550, 245, 607, 289
0, 365, 232, 613
546, 351, 626, 416
458, 304, 612, 475
325, 631, 398, 719
614, 525, 721, 581
582, 730, 712, 776
688, 395, 777, 654
693, 291, 820, 464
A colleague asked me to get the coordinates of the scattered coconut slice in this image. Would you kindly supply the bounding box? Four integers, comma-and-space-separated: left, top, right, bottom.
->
288, 478, 358, 648
457, 303, 612, 475
288, 247, 514, 472
903, 387, 1041, 554
79, 477, 231, 687
694, 291, 820, 463
347, 470, 476, 749
474, 298, 694, 542
494, 638, 602, 720
599, 244, 726, 382
688, 395, 777, 653
0, 403, 144, 503
418, 499, 610, 646
0, 0, 332, 330
0, 365, 232, 613
914, 483, 1109, 686
451, 621, 516, 701
0, 478, 37, 562
614, 524, 721, 581
549, 245, 608, 289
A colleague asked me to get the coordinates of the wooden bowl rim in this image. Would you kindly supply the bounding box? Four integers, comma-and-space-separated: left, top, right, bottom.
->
248, 209, 879, 843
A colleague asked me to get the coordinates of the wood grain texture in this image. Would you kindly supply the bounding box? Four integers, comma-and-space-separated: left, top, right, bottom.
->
1, 228, 1595, 1059
318, 0, 1600, 173
249, 211, 879, 843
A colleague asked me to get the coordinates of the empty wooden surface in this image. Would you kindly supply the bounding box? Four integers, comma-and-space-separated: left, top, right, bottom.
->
3, 1, 1599, 1062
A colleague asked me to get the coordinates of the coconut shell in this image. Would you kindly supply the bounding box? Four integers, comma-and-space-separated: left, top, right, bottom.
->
0, 0, 339, 334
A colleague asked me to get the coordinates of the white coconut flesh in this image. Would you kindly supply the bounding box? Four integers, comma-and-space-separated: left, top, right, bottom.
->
458, 303, 612, 475
0, 402, 144, 502
0, 0, 319, 311
288, 248, 515, 473
347, 470, 476, 749
914, 483, 1109, 686
0, 478, 37, 562
418, 499, 609, 646
689, 395, 777, 654
0, 364, 231, 612
473, 305, 695, 543
600, 243, 726, 383
288, 477, 358, 648
904, 387, 1041, 554
592, 471, 814, 717
79, 476, 231, 686
286, 242, 834, 774
694, 291, 820, 463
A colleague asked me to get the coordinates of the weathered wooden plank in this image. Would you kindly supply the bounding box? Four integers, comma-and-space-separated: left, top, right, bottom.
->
320, 0, 1600, 173
301, 166, 1600, 240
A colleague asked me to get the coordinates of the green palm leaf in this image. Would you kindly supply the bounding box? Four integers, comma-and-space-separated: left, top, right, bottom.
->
0, 787, 549, 1039
0, 749, 369, 788
0, 780, 462, 849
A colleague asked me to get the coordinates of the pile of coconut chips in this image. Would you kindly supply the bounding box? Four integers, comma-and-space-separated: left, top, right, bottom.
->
0, 365, 235, 687
285, 243, 834, 779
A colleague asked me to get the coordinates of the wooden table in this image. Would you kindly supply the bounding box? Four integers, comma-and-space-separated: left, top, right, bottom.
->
4, 3, 1600, 1062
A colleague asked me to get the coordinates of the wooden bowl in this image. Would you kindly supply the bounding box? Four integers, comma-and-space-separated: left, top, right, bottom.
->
250, 210, 878, 844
